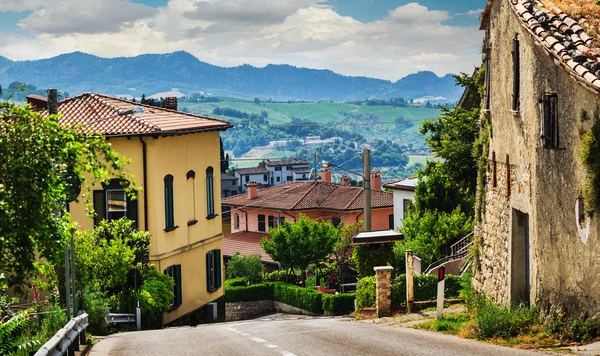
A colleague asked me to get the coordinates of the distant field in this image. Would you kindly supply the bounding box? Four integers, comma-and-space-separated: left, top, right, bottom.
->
408, 155, 435, 166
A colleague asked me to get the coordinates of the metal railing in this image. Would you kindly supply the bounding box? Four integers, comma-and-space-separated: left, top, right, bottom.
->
105, 313, 136, 326
34, 312, 88, 356
424, 232, 474, 274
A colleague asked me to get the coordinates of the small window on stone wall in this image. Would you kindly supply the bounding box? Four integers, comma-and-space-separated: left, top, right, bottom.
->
506, 155, 511, 197
512, 34, 520, 112
541, 93, 559, 149
492, 152, 497, 189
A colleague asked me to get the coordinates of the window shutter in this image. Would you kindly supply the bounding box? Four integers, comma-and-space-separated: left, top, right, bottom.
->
215, 249, 222, 289
175, 265, 182, 307
541, 94, 558, 149
389, 215, 394, 230
93, 190, 106, 226
512, 36, 520, 111
206, 251, 213, 292
126, 194, 138, 229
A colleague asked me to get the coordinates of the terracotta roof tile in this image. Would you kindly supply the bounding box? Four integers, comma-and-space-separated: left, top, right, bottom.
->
235, 167, 269, 175
265, 159, 310, 167
222, 181, 393, 211
51, 93, 231, 137
222, 231, 274, 263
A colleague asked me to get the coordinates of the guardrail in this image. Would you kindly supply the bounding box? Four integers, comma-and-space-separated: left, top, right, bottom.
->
34, 312, 88, 356
105, 313, 136, 325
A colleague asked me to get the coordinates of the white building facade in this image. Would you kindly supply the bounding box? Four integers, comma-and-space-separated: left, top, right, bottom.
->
383, 178, 418, 231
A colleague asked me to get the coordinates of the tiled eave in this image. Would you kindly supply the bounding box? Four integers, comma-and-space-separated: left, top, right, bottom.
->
508, 0, 600, 94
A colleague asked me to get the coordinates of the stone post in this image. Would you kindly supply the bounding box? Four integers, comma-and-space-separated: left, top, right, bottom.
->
406, 250, 414, 313
374, 266, 394, 318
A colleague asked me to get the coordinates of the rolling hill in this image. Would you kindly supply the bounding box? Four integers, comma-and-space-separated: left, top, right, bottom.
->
0, 51, 464, 102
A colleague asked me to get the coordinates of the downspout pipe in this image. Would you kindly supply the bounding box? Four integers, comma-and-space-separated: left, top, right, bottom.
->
282, 210, 296, 222
139, 137, 149, 232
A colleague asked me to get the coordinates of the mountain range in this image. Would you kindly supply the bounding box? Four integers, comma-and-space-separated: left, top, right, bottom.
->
0, 51, 464, 102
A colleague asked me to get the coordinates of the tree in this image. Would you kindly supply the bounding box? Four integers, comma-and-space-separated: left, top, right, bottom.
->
0, 101, 135, 286
331, 221, 362, 281
226, 252, 264, 284
261, 214, 339, 285
220, 137, 229, 173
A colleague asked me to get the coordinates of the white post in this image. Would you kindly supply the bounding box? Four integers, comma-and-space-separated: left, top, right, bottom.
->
405, 250, 414, 313
436, 267, 446, 320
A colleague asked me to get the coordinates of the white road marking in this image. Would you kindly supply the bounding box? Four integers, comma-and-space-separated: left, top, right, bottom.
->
265, 345, 278, 349
281, 352, 297, 356
251, 337, 266, 343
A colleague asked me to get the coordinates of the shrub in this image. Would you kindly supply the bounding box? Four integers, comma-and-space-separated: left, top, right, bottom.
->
264, 270, 300, 284
472, 296, 538, 340
543, 311, 600, 342
138, 268, 174, 315
355, 276, 376, 308
224, 283, 274, 303
225, 277, 249, 288
323, 294, 355, 315
83, 288, 111, 333
353, 243, 394, 278
273, 283, 323, 314
226, 252, 264, 284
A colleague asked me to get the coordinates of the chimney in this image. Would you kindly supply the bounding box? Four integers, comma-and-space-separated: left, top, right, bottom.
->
371, 170, 382, 190
165, 97, 178, 111
320, 167, 332, 183
341, 175, 349, 186
47, 88, 58, 115
247, 181, 258, 199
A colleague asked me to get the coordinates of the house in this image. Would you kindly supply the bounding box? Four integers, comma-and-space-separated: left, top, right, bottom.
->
221, 173, 238, 198
383, 177, 418, 230
40, 93, 232, 325
264, 159, 311, 186
476, 0, 600, 315
234, 165, 269, 193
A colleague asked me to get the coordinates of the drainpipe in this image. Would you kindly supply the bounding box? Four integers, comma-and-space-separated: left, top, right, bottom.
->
356, 211, 364, 224
139, 137, 149, 232
282, 210, 296, 222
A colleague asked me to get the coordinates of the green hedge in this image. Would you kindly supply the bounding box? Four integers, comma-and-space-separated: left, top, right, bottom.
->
356, 274, 464, 308
273, 283, 323, 314
224, 283, 274, 302
225, 277, 249, 288
323, 294, 355, 315
353, 243, 395, 277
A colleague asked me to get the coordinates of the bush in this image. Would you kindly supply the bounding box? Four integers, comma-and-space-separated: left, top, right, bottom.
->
543, 311, 600, 342
472, 296, 538, 340
273, 283, 323, 314
264, 270, 300, 283
224, 283, 274, 303
323, 294, 355, 315
226, 252, 264, 284
225, 277, 249, 288
83, 288, 111, 333
138, 268, 174, 315
355, 276, 375, 308
353, 243, 394, 278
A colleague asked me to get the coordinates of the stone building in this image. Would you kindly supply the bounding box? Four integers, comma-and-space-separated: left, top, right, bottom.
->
476, 0, 600, 315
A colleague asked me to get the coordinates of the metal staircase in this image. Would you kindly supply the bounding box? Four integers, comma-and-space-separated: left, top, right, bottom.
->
424, 232, 473, 275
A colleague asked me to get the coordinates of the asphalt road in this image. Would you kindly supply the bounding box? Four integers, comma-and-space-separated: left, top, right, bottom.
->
89, 314, 548, 356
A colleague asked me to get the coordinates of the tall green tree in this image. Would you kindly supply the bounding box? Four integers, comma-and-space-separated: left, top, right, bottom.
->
261, 214, 339, 285
0, 101, 135, 286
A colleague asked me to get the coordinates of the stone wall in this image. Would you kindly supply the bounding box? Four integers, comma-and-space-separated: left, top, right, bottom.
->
226, 300, 274, 321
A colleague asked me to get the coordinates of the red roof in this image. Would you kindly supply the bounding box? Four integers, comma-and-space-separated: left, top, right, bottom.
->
52, 93, 231, 137
222, 181, 393, 211
222, 231, 274, 264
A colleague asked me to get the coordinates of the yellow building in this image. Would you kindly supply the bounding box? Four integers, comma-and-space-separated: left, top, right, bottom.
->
47, 93, 232, 325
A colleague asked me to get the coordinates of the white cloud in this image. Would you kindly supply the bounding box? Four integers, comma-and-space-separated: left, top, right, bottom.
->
18, 0, 157, 35
458, 9, 484, 17
0, 0, 483, 81
0, 0, 44, 11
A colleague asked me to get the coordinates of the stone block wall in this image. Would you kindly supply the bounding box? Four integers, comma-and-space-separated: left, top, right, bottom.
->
225, 300, 274, 321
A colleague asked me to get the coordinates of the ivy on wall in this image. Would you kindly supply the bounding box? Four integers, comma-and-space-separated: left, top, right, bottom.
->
579, 108, 600, 215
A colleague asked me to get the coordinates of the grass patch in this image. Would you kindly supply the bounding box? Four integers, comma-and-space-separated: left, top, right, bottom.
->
416, 312, 471, 335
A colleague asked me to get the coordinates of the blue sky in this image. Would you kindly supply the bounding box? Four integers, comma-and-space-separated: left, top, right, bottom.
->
0, 0, 486, 80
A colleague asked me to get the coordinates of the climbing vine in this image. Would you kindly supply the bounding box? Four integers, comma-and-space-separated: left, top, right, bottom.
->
579, 108, 600, 215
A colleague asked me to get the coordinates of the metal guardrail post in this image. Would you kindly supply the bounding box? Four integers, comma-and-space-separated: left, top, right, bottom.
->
34, 312, 89, 356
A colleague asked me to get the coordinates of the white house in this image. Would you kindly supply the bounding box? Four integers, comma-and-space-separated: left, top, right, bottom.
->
234, 166, 269, 193
264, 159, 310, 187
383, 177, 418, 230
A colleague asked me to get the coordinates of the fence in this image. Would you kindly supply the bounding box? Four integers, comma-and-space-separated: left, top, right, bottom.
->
34, 312, 89, 356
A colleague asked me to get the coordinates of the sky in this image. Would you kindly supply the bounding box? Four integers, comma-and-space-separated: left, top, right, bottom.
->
0, 0, 486, 81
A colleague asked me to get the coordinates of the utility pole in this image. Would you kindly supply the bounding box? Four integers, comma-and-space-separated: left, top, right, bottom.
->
363, 148, 371, 232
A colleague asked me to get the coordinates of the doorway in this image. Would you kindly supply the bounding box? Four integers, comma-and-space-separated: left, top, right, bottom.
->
511, 209, 530, 305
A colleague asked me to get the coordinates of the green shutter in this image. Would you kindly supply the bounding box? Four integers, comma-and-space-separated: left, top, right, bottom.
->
206, 251, 213, 292
215, 249, 222, 289
126, 194, 139, 229
175, 265, 182, 307
93, 190, 106, 226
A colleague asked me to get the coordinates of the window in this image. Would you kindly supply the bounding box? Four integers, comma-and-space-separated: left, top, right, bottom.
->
286, 166, 292, 170
275, 167, 282, 171
245, 175, 250, 182
276, 177, 281, 182
332, 217, 341, 227
512, 35, 520, 112
206, 249, 222, 292
541, 93, 559, 149
187, 170, 197, 225
206, 167, 216, 218
286, 175, 293, 181
506, 155, 511, 197
232, 180, 236, 186
93, 179, 138, 228
164, 174, 176, 231
403, 199, 410, 219
484, 44, 491, 110
492, 152, 497, 189
268, 215, 276, 229
164, 265, 182, 309
234, 213, 240, 229
389, 215, 394, 230
278, 216, 285, 226
263, 174, 268, 181
258, 214, 266, 232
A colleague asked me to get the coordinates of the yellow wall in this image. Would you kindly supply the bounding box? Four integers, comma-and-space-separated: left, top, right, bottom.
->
69, 131, 225, 323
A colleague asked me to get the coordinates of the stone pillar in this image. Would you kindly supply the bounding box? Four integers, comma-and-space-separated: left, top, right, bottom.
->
374, 266, 394, 318
406, 250, 414, 313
